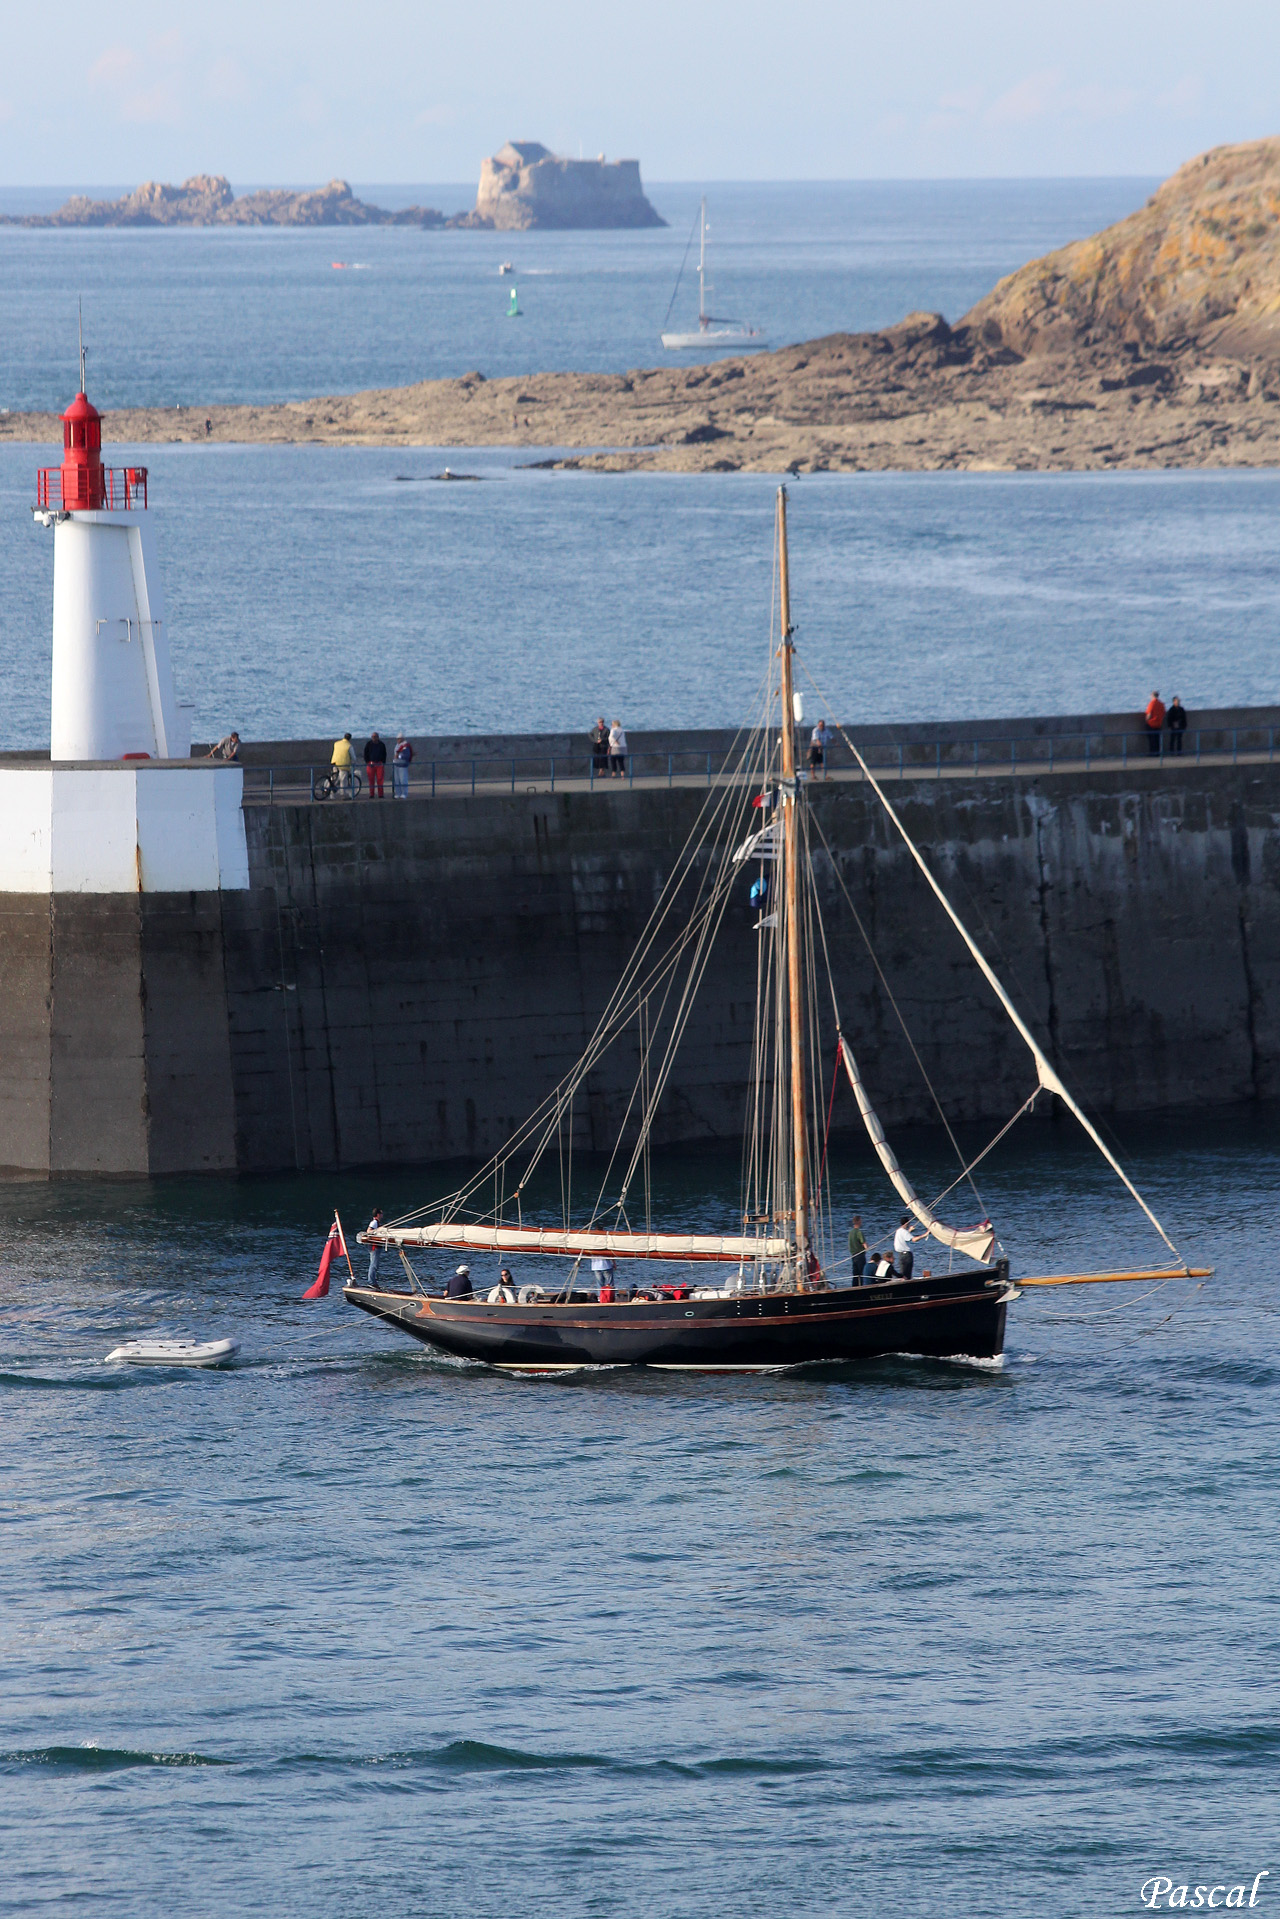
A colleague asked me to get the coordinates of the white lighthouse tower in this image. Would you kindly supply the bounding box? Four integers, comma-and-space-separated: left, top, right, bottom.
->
0, 365, 249, 901
38, 363, 187, 760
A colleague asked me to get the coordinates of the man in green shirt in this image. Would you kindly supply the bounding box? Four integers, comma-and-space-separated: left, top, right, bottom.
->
848, 1214, 867, 1285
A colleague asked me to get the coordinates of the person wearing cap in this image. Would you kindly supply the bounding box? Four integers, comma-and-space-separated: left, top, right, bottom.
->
446, 1264, 474, 1298
366, 1207, 384, 1287
487, 1267, 517, 1303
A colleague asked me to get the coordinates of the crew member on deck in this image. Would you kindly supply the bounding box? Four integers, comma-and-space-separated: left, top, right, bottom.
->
447, 1265, 474, 1297
848, 1213, 867, 1283
893, 1216, 919, 1281
366, 1208, 384, 1286
487, 1268, 517, 1302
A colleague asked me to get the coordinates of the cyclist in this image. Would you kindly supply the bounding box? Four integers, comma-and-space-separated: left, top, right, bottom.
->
331, 732, 356, 798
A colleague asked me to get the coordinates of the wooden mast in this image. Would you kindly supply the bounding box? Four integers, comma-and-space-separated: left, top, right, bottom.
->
776, 486, 810, 1282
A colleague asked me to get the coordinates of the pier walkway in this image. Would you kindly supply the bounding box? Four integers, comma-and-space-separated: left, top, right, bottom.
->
240, 722, 1280, 807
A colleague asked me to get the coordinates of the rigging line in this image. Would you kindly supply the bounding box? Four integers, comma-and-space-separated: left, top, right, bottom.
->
502, 747, 767, 1213
389, 671, 777, 1231
1034, 1275, 1189, 1318
585, 712, 775, 1222
608, 819, 743, 1210
924, 1091, 1041, 1213
814, 1047, 841, 1209
806, 802, 987, 1211
601, 678, 779, 1209
823, 707, 1182, 1261
798, 661, 1182, 1263
661, 203, 701, 331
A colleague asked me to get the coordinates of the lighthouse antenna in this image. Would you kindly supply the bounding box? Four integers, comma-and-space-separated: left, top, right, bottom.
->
77, 300, 86, 396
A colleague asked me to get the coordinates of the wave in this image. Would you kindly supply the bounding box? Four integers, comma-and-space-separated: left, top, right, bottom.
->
2, 1745, 228, 1771
3, 1739, 837, 1780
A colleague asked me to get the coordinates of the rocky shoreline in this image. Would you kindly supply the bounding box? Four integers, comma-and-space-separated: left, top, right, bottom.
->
3, 310, 1277, 475
3, 139, 1278, 473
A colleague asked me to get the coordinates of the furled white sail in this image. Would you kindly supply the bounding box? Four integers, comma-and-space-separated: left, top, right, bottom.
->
367, 1223, 791, 1263
838, 1036, 997, 1265
835, 732, 1181, 1261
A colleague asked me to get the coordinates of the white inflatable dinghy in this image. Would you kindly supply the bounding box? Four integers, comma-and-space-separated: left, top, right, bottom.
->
105, 1337, 239, 1367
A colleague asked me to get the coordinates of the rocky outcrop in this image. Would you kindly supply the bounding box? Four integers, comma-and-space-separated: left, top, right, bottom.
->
7, 176, 445, 228
457, 141, 665, 230
7, 140, 1280, 473
964, 137, 1280, 364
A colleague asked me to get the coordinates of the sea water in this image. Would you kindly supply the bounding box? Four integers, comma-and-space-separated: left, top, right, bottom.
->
1, 1114, 1276, 1917
1, 180, 1277, 1915
0, 179, 1156, 413
0, 450, 1278, 749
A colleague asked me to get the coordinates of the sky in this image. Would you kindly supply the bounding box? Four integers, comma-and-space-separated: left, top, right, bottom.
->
0, 0, 1276, 186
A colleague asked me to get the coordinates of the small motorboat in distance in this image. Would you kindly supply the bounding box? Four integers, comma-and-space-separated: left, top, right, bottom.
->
105, 1337, 238, 1367
499, 261, 514, 275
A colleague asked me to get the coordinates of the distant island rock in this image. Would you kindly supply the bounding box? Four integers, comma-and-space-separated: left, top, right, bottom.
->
7, 139, 1279, 474
5, 175, 446, 229
965, 137, 1280, 363
455, 141, 666, 230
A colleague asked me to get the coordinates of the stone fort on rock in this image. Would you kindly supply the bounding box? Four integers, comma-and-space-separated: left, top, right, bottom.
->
462, 141, 666, 230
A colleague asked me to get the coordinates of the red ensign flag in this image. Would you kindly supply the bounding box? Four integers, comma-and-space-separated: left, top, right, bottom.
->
303, 1218, 345, 1299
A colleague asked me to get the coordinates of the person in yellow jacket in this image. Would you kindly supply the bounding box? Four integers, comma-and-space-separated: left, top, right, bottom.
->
331, 731, 355, 795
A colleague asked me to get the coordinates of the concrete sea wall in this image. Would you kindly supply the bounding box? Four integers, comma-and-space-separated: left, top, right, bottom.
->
0, 748, 1276, 1175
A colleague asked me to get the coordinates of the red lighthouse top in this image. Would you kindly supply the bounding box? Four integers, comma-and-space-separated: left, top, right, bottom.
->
35, 385, 147, 514
60, 390, 105, 511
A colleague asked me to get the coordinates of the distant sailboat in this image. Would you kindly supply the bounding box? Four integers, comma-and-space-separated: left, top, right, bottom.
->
661, 197, 765, 351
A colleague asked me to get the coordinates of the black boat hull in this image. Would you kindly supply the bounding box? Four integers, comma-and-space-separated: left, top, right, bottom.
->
344, 1270, 1010, 1370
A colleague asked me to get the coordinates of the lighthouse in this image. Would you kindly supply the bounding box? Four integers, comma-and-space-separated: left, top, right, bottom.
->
0, 359, 249, 1175
36, 376, 186, 760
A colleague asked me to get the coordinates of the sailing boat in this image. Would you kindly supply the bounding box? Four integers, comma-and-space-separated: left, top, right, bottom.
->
346, 491, 1207, 1373
661, 198, 765, 351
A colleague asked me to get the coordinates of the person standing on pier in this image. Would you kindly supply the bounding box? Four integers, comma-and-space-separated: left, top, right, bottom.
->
1145, 691, 1166, 756
393, 733, 414, 798
1167, 696, 1188, 754
590, 717, 610, 778
608, 719, 627, 777
809, 718, 829, 779
364, 730, 387, 798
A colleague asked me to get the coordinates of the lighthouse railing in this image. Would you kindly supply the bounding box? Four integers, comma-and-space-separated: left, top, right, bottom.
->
36, 467, 148, 511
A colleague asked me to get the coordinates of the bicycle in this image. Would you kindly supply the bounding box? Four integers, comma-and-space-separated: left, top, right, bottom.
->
316, 766, 362, 800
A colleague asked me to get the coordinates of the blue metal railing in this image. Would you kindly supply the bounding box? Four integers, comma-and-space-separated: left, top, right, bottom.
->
237, 726, 1276, 805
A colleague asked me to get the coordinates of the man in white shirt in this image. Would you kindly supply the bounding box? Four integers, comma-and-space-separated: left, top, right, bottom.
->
808, 719, 829, 780
893, 1216, 918, 1280
366, 1208, 384, 1286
